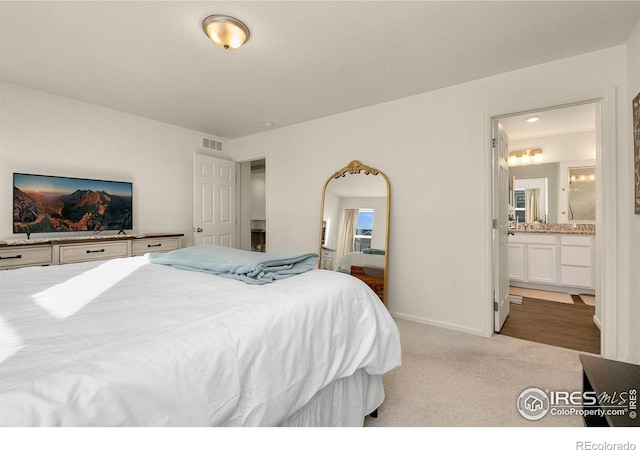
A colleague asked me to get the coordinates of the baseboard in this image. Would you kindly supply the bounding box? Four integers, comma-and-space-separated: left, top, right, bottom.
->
389, 311, 486, 337
509, 281, 595, 296
593, 314, 601, 330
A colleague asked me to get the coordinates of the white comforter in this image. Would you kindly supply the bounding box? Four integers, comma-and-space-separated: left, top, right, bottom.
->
0, 256, 400, 426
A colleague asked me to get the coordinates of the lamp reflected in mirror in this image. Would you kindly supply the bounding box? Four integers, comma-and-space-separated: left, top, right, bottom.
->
568, 166, 596, 221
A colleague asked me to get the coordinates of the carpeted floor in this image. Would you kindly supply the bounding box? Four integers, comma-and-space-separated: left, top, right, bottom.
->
364, 318, 584, 427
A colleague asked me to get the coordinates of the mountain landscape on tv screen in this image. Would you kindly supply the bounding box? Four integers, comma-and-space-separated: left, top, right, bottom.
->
13, 187, 132, 233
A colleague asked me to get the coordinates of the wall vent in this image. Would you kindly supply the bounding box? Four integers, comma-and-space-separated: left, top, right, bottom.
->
202, 137, 223, 152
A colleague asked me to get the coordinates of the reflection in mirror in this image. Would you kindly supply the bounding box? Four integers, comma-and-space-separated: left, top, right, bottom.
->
568, 166, 596, 221
320, 161, 390, 305
509, 163, 558, 224
513, 178, 548, 223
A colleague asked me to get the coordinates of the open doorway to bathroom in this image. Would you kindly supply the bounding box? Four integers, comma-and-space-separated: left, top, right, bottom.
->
495, 102, 600, 354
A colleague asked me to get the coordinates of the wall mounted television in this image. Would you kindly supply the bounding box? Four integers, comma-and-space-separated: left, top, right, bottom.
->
13, 173, 133, 234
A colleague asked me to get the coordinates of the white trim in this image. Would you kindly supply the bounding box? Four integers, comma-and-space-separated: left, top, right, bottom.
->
390, 312, 486, 337
593, 314, 601, 330
486, 87, 617, 357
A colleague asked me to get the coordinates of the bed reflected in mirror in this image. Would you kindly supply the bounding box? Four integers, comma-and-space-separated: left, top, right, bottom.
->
320, 160, 390, 304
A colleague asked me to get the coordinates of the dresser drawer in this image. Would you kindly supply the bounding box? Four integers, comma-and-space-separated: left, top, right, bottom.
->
0, 246, 52, 269
59, 241, 129, 264
561, 245, 592, 267
560, 235, 593, 246
131, 238, 179, 256
561, 266, 593, 289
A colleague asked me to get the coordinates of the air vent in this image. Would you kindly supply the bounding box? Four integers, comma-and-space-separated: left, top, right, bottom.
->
202, 137, 223, 151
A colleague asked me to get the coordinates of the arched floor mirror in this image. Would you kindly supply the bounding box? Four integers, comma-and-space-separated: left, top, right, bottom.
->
319, 160, 390, 305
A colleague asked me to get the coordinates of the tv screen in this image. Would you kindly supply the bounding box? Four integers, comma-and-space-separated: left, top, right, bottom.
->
13, 173, 133, 234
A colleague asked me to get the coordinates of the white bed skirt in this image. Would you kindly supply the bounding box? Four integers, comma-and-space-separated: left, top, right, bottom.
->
278, 369, 384, 427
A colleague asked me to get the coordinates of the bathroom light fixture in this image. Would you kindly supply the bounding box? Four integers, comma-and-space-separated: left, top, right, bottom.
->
202, 14, 250, 50
508, 148, 542, 166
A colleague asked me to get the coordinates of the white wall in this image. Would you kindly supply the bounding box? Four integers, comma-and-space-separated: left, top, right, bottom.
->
626, 19, 640, 364
322, 189, 340, 251
510, 131, 596, 164
0, 81, 231, 247
232, 45, 635, 360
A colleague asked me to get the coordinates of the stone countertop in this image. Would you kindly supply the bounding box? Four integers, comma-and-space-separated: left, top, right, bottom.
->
509, 223, 595, 235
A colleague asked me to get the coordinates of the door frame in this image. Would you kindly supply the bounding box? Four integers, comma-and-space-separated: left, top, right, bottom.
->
236, 155, 268, 252
486, 87, 617, 359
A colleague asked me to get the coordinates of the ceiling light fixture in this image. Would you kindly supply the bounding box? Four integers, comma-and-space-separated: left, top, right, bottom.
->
526, 116, 540, 123
202, 14, 250, 50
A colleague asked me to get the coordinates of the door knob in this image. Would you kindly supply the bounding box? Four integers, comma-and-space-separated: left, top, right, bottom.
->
195, 227, 203, 233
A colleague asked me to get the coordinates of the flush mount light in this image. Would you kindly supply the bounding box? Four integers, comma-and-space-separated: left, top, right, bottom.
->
202, 14, 250, 50
526, 116, 540, 123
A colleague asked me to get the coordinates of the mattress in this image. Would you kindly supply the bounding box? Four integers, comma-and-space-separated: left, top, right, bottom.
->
0, 255, 401, 426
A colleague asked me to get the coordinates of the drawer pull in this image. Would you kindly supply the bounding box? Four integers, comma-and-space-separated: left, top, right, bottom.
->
0, 254, 22, 260
147, 243, 162, 248
86, 249, 106, 254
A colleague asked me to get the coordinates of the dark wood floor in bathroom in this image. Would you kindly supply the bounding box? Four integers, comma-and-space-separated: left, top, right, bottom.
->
499, 295, 600, 354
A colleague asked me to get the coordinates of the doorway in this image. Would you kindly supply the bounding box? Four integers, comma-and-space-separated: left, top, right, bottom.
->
239, 158, 267, 252
491, 101, 601, 354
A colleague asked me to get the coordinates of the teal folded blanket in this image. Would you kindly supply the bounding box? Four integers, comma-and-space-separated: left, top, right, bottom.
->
148, 245, 319, 285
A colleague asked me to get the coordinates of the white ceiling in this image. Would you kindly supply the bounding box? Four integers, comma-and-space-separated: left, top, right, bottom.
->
1, 1, 639, 140
499, 102, 596, 141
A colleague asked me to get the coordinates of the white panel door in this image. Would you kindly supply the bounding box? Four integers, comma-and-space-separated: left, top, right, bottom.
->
493, 122, 510, 332
193, 154, 236, 247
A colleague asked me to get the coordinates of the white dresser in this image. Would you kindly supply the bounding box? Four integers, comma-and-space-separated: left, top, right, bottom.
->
0, 234, 183, 270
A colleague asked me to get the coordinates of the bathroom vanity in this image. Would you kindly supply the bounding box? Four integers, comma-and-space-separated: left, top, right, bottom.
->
508, 224, 595, 294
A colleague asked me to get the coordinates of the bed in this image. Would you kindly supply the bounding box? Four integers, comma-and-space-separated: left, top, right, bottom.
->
335, 251, 385, 274
335, 251, 386, 301
0, 245, 401, 426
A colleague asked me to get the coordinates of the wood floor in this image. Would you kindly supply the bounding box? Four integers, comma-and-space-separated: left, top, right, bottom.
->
499, 294, 600, 354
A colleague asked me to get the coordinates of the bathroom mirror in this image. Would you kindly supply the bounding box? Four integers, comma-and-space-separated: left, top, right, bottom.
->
509, 163, 557, 223
320, 160, 390, 304
513, 177, 549, 223
568, 166, 596, 221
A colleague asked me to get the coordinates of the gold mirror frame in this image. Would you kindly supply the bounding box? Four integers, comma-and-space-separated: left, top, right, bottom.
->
319, 160, 390, 305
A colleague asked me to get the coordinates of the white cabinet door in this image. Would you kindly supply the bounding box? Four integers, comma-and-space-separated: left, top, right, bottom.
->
508, 243, 526, 281
528, 244, 557, 284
